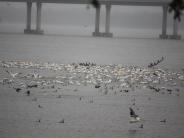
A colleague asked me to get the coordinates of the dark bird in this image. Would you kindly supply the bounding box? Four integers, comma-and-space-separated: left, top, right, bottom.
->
129, 107, 140, 123
95, 84, 101, 88
38, 105, 43, 108
57, 95, 62, 98
90, 100, 93, 103
139, 124, 144, 128
36, 119, 41, 123
32, 97, 37, 101
27, 84, 38, 88
58, 119, 65, 123
160, 119, 166, 123
26, 90, 30, 96
124, 90, 129, 93
14, 87, 21, 92
79, 97, 82, 101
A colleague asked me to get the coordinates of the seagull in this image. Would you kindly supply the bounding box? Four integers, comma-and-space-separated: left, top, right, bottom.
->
129, 107, 140, 123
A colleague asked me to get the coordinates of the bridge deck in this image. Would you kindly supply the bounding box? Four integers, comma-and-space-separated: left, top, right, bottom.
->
0, 0, 172, 6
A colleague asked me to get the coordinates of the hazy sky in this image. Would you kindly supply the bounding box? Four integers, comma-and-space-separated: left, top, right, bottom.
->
0, 2, 183, 29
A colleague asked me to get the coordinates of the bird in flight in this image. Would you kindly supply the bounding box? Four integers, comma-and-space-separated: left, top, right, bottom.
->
129, 107, 140, 123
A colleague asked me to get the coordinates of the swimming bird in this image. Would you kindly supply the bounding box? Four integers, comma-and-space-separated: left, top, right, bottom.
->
129, 107, 140, 123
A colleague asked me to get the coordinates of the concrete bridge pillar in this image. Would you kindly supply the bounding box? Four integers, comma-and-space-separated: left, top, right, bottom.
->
24, 1, 32, 33
159, 5, 168, 39
93, 5, 102, 36
168, 19, 181, 39
103, 4, 113, 37
24, 1, 43, 34
36, 2, 44, 34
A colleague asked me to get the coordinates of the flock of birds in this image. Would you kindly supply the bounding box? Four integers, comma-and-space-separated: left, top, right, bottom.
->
0, 59, 183, 130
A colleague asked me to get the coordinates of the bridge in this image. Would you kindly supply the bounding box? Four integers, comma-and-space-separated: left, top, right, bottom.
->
0, 0, 182, 39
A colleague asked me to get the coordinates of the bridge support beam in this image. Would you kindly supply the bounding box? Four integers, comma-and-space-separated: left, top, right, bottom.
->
24, 1, 43, 34
103, 4, 113, 37
159, 5, 168, 39
168, 19, 181, 39
93, 5, 102, 36
24, 1, 32, 33
36, 2, 44, 34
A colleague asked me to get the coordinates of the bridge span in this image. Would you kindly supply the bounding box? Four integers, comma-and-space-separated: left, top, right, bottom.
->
0, 0, 182, 39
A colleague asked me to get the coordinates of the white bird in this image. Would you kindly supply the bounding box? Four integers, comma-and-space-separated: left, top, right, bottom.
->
6, 70, 21, 78
33, 73, 41, 79
27, 71, 42, 79
129, 107, 140, 123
